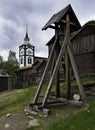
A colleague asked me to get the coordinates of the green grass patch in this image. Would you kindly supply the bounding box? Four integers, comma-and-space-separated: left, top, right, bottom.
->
0, 85, 37, 116
45, 101, 95, 130
0, 76, 95, 130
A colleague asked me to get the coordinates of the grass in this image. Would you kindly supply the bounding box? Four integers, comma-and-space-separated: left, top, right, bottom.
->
43, 75, 95, 130
0, 85, 37, 116
0, 76, 95, 130
45, 101, 95, 130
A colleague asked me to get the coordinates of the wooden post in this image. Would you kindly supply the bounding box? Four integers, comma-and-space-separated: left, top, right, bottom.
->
51, 25, 60, 98
65, 51, 71, 99
50, 26, 59, 77
42, 35, 67, 106
65, 14, 71, 99
55, 40, 60, 98
33, 35, 58, 104
67, 44, 86, 102
51, 44, 60, 98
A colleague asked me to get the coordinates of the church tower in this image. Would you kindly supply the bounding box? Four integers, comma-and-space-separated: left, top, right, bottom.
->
19, 28, 35, 68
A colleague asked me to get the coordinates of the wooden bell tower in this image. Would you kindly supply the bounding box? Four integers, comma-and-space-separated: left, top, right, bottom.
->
19, 28, 35, 68
30, 4, 86, 109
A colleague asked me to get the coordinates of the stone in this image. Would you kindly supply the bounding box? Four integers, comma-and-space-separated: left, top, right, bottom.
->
25, 112, 29, 115
42, 108, 50, 115
6, 113, 11, 118
28, 116, 34, 119
33, 105, 39, 112
73, 94, 80, 101
5, 123, 10, 128
30, 111, 38, 115
24, 108, 30, 112
28, 119, 39, 127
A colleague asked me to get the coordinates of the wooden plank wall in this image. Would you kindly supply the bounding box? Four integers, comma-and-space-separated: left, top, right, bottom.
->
72, 34, 95, 54
75, 52, 95, 75
72, 32, 95, 76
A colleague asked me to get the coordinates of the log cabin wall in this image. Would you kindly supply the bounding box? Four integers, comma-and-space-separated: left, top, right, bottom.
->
71, 22, 95, 76
74, 52, 95, 76
15, 60, 47, 87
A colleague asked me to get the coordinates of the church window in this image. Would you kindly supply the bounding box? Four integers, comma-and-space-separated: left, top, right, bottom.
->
28, 57, 32, 64
21, 57, 23, 64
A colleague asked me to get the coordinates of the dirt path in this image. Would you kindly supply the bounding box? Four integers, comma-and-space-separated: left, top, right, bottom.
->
0, 113, 29, 130
0, 90, 82, 130
0, 90, 29, 130
0, 90, 18, 100
0, 104, 82, 130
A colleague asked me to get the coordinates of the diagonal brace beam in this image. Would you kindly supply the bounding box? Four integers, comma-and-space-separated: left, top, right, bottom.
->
67, 44, 86, 103
33, 36, 58, 104
42, 35, 68, 106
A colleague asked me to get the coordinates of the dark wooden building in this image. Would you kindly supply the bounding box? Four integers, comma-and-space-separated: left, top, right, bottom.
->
0, 70, 9, 91
71, 21, 95, 76
15, 59, 47, 87
47, 20, 95, 76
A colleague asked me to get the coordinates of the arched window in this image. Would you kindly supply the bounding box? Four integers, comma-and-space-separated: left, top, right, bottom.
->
21, 57, 23, 64
28, 57, 32, 64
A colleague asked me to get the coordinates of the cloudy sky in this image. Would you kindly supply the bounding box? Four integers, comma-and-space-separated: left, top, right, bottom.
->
0, 0, 95, 60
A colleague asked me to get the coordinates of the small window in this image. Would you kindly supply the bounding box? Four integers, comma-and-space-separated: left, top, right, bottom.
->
21, 57, 23, 64
28, 57, 32, 64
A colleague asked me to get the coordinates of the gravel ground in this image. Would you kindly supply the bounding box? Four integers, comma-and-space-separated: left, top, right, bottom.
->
0, 113, 29, 130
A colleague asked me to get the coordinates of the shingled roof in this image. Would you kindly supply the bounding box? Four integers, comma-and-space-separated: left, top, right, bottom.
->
47, 20, 95, 46
71, 20, 95, 40
42, 4, 81, 32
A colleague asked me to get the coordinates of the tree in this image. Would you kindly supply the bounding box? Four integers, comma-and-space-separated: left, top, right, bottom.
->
0, 50, 19, 75
0, 55, 3, 68
3, 50, 19, 77
8, 50, 19, 68
0, 51, 19, 89
0, 55, 3, 62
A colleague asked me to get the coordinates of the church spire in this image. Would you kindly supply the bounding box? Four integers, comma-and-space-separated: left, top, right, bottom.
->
24, 25, 30, 42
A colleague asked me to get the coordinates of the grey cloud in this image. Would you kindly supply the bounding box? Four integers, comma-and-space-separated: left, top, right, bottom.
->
0, 0, 95, 60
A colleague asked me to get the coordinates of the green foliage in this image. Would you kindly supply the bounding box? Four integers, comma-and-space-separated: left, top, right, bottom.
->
0, 50, 19, 77
0, 55, 3, 62
0, 55, 3, 68
7, 50, 19, 75
8, 50, 19, 68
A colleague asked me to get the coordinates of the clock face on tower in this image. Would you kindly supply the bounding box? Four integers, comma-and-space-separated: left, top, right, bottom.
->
26, 48, 33, 55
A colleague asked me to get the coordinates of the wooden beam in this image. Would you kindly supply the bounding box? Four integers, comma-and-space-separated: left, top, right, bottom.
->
61, 20, 75, 25
33, 35, 58, 104
55, 43, 60, 98
48, 25, 59, 30
65, 51, 71, 99
67, 44, 86, 102
57, 98, 83, 106
42, 34, 67, 106
56, 70, 60, 97
65, 14, 71, 99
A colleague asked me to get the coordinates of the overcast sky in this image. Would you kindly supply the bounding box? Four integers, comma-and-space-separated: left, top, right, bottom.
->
0, 0, 95, 60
